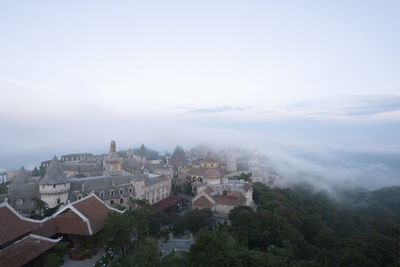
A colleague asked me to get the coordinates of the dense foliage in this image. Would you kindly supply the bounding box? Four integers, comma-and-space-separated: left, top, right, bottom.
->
101, 183, 400, 266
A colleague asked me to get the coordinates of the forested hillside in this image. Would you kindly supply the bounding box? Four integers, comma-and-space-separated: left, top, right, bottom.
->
102, 183, 400, 266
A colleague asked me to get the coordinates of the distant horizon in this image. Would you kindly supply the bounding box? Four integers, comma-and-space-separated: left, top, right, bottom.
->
1, 1, 400, 190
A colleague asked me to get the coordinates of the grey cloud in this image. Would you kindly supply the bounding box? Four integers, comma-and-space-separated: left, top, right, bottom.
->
344, 95, 400, 116
175, 105, 254, 114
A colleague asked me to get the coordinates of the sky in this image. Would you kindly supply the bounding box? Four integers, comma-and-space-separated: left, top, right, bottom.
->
0, 1, 400, 189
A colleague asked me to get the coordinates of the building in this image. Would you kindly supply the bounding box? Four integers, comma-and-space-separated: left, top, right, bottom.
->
60, 153, 94, 162
188, 167, 229, 184
0, 193, 123, 266
0, 171, 7, 184
8, 167, 41, 216
200, 157, 219, 168
68, 173, 171, 206
39, 156, 71, 208
7, 141, 172, 215
191, 172, 253, 217
172, 163, 190, 187
103, 140, 122, 176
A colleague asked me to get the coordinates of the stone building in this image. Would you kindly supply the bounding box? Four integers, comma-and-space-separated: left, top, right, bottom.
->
62, 160, 103, 178
8, 167, 41, 216
172, 163, 190, 187
191, 176, 253, 217
200, 157, 219, 168
103, 140, 122, 176
188, 167, 229, 184
7, 141, 172, 214
39, 156, 71, 208
60, 153, 94, 162
68, 173, 171, 206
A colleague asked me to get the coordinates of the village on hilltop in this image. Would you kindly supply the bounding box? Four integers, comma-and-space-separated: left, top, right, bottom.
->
0, 141, 280, 266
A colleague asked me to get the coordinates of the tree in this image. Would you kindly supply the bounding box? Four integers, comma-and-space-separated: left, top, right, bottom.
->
118, 238, 160, 267
189, 228, 240, 267
31, 198, 62, 219
101, 198, 161, 266
102, 212, 135, 256
236, 172, 252, 182
184, 208, 214, 233
32, 167, 40, 176
228, 206, 260, 248
39, 165, 47, 177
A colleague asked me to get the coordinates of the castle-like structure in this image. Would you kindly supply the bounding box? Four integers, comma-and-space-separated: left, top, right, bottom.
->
39, 156, 70, 207
7, 141, 171, 216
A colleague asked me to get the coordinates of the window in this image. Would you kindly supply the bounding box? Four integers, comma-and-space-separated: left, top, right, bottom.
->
120, 199, 124, 204
129, 188, 132, 193
17, 199, 23, 206
53, 184, 56, 188
120, 190, 123, 194
100, 193, 104, 198
111, 191, 114, 196
57, 199, 61, 204
78, 195, 82, 200
110, 200, 114, 205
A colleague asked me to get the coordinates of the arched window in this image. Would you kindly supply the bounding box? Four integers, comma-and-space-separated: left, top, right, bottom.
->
57, 198, 61, 204
110, 200, 114, 205
120, 199, 124, 204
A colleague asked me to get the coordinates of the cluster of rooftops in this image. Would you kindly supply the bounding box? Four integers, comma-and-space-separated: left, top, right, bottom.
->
0, 193, 123, 267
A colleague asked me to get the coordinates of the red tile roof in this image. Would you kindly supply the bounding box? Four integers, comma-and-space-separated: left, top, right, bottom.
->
192, 195, 214, 209
0, 204, 41, 246
242, 183, 252, 192
32, 218, 57, 238
214, 195, 246, 206
152, 196, 184, 212
55, 210, 91, 235
0, 234, 60, 267
0, 193, 123, 266
72, 195, 113, 234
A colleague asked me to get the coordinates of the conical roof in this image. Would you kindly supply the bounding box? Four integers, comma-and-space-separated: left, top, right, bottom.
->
172, 145, 185, 161
39, 156, 69, 185
13, 166, 29, 184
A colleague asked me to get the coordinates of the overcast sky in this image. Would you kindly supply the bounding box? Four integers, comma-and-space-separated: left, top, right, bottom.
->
1, 1, 400, 189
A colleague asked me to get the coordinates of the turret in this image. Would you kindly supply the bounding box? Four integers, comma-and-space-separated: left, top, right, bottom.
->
39, 156, 70, 208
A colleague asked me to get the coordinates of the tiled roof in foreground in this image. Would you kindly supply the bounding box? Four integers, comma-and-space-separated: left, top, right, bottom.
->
0, 234, 61, 267
0, 203, 43, 246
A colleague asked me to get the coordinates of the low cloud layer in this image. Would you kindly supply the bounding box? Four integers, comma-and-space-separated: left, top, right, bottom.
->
1, 111, 399, 192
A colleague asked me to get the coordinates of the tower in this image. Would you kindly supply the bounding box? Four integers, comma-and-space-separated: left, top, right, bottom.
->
39, 156, 70, 208
103, 140, 122, 176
